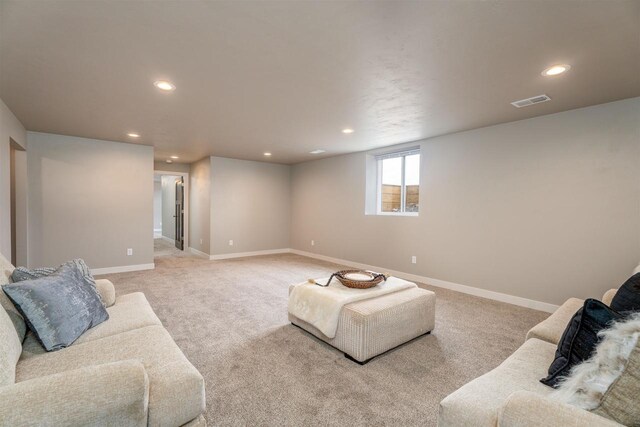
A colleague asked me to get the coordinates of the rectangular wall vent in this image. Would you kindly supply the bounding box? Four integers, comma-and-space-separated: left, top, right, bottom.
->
511, 94, 551, 108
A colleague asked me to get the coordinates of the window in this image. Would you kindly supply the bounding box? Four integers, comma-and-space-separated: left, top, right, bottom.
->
376, 148, 420, 215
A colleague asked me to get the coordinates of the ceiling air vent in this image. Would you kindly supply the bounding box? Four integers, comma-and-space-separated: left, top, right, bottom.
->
511, 94, 551, 108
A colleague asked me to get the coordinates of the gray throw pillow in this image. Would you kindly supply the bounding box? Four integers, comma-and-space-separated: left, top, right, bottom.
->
11, 265, 57, 282
11, 259, 105, 307
2, 261, 109, 351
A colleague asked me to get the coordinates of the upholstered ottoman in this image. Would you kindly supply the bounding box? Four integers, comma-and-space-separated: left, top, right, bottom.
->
288, 284, 436, 364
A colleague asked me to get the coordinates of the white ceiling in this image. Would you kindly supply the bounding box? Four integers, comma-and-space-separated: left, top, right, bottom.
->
1, 0, 639, 164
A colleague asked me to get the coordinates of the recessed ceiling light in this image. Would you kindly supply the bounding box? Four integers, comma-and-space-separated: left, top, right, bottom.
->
342, 128, 354, 134
170, 156, 179, 159
127, 133, 140, 138
154, 80, 175, 91
263, 152, 272, 157
166, 159, 173, 164
542, 64, 570, 76
310, 149, 326, 154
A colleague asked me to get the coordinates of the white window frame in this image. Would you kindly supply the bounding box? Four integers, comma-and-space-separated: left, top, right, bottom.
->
376, 148, 420, 216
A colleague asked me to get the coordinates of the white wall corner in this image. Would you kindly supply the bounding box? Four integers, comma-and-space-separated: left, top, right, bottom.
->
188, 247, 210, 259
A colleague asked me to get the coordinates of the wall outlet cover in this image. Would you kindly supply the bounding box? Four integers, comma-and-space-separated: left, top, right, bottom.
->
311, 240, 315, 246
411, 256, 417, 264
127, 248, 133, 256
229, 240, 234, 246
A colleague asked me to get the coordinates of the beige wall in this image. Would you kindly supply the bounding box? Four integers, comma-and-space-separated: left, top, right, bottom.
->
154, 161, 190, 174
0, 99, 27, 264
161, 175, 179, 240
210, 157, 290, 255
291, 98, 640, 306
27, 132, 154, 269
189, 157, 211, 255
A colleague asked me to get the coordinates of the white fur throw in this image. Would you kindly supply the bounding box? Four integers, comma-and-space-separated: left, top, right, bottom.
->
553, 312, 640, 410
288, 276, 416, 338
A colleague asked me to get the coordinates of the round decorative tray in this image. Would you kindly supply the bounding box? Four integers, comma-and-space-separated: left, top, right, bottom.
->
334, 269, 387, 289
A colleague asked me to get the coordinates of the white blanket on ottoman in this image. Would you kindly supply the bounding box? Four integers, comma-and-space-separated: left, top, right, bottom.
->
288, 276, 417, 338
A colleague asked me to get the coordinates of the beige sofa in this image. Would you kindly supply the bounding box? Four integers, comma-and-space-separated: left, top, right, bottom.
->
0, 254, 206, 427
438, 287, 624, 427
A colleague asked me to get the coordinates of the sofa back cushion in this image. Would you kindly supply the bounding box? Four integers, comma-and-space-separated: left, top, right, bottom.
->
0, 253, 26, 342
592, 343, 640, 425
552, 313, 640, 425
610, 273, 640, 313
0, 302, 22, 385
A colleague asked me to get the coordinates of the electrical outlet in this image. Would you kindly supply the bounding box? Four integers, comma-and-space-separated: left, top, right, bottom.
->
311, 240, 315, 246
411, 255, 416, 264
200, 238, 203, 245
229, 240, 234, 246
127, 248, 133, 256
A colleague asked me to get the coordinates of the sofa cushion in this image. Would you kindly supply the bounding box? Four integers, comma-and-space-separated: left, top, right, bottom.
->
438, 338, 556, 427
0, 252, 13, 284
551, 313, 640, 425
526, 297, 584, 344
16, 325, 205, 427
21, 292, 162, 357
0, 253, 26, 342
3, 261, 109, 351
0, 360, 149, 427
610, 273, 640, 313
592, 342, 640, 425
541, 299, 623, 387
0, 304, 22, 386
95, 278, 116, 307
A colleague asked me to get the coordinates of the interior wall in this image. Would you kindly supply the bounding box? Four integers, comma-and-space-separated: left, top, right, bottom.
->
154, 161, 190, 174
161, 175, 179, 240
189, 157, 211, 255
153, 180, 162, 236
210, 157, 291, 255
291, 98, 640, 306
0, 98, 27, 264
27, 132, 154, 269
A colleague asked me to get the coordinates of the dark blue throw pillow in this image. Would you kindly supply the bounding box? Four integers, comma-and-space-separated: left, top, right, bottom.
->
540, 299, 623, 387
610, 273, 640, 313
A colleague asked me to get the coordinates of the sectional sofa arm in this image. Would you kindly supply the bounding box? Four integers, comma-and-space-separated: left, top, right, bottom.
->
95, 278, 117, 307
0, 360, 149, 427
498, 391, 623, 427
602, 288, 618, 306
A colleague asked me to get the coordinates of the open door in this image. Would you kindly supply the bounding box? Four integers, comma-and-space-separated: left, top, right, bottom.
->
174, 177, 185, 250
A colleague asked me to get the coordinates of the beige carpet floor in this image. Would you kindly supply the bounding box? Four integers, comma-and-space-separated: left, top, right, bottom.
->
103, 241, 548, 426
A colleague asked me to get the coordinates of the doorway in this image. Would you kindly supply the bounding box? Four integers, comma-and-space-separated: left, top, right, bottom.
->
153, 170, 189, 257
9, 139, 27, 266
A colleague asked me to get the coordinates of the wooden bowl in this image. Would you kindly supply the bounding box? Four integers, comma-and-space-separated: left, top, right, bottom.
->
334, 270, 387, 289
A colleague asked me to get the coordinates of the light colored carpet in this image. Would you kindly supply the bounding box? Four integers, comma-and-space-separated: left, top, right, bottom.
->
154, 238, 190, 258
102, 248, 548, 426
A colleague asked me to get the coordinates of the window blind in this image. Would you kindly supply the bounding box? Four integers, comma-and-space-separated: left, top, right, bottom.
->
374, 147, 420, 161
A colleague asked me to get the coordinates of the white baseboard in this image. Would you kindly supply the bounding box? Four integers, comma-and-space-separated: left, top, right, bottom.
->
290, 249, 558, 313
210, 248, 291, 261
188, 247, 210, 259
92, 263, 155, 276
160, 236, 174, 244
